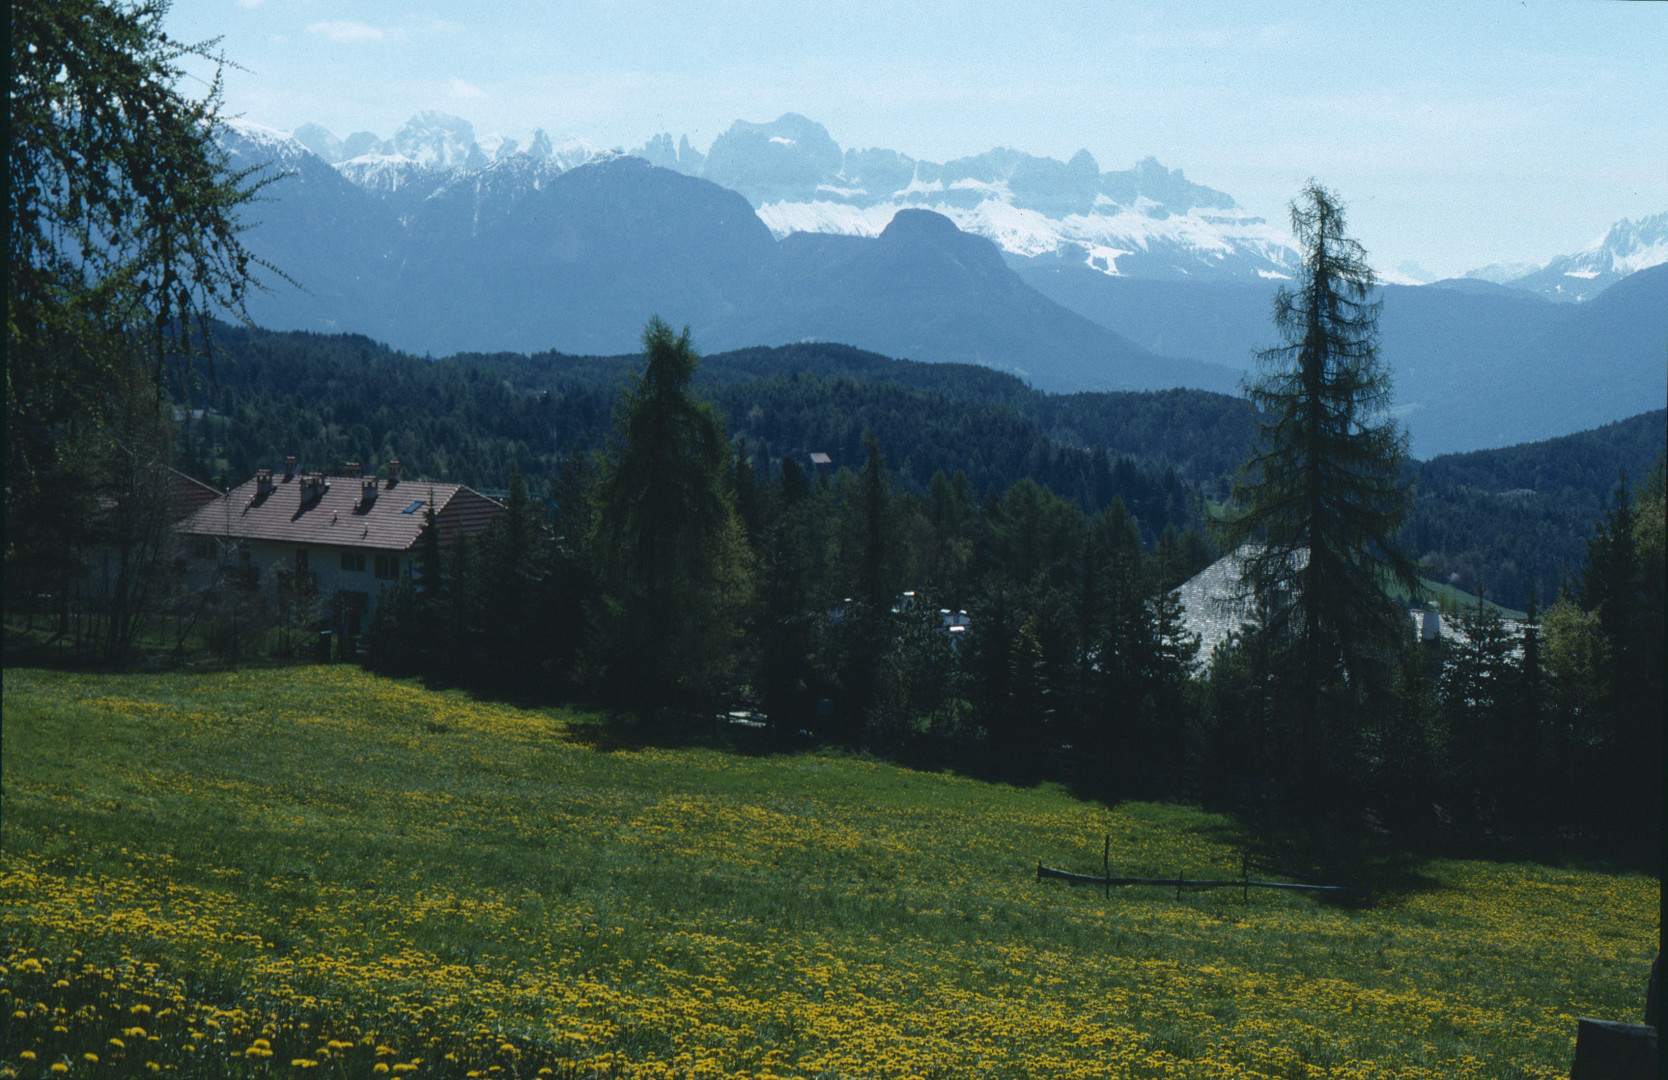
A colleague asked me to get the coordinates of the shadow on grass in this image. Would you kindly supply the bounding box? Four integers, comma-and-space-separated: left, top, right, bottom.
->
1185, 808, 1447, 910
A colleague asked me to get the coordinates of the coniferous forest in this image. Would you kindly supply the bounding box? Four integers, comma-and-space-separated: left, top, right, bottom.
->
198, 311, 1652, 868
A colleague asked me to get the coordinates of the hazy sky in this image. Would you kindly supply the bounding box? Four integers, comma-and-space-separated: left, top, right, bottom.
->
167, 0, 1667, 279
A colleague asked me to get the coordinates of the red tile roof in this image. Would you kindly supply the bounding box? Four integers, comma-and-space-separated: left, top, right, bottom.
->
179, 472, 505, 552
169, 469, 222, 521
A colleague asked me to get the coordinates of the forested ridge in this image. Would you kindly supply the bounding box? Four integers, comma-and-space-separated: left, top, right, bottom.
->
1403, 409, 1666, 609
175, 322, 1659, 610
177, 323, 1237, 543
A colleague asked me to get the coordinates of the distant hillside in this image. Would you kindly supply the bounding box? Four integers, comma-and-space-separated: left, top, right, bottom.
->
1401, 409, 1667, 609
177, 326, 1255, 544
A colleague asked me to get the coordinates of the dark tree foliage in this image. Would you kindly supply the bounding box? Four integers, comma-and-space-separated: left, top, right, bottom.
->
1219, 182, 1418, 793
9, 0, 264, 450
1438, 589, 1519, 824
589, 320, 753, 705
1568, 466, 1664, 861
8, 0, 265, 638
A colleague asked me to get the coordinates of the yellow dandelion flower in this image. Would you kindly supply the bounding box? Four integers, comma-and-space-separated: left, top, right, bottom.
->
83, 1053, 100, 1064
51, 1066, 69, 1076
373, 1067, 390, 1076
109, 1038, 125, 1049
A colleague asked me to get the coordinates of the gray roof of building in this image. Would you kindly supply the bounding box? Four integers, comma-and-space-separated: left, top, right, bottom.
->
1176, 547, 1522, 675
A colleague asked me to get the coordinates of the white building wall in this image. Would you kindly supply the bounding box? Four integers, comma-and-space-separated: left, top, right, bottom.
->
186, 538, 414, 632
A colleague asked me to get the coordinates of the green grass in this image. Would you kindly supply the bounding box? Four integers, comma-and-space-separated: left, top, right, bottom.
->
1407, 577, 1528, 621
1, 666, 1655, 1079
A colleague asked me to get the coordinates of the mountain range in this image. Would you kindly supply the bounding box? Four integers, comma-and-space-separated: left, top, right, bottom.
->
221, 115, 1667, 457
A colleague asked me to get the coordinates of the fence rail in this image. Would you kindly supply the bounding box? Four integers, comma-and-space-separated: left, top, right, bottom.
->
1036, 835, 1371, 903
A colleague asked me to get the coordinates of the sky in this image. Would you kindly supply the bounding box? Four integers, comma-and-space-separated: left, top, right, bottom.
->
166, 0, 1668, 280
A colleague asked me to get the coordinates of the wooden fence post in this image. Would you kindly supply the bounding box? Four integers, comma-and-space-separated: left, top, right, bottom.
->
1103, 835, 1110, 900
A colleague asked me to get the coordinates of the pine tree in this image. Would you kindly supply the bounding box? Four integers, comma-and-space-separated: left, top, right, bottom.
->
478, 465, 550, 693
591, 319, 753, 706
1440, 587, 1517, 824
1574, 471, 1663, 862
756, 454, 828, 724
838, 434, 907, 728
1217, 181, 1418, 797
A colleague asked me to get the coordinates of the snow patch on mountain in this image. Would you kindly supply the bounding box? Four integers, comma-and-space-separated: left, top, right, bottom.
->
335, 154, 443, 195
1505, 212, 1668, 301
221, 119, 312, 162
757, 194, 1298, 278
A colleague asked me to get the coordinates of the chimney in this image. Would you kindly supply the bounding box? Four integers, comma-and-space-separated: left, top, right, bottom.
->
283, 455, 298, 481
388, 458, 402, 486
343, 461, 362, 479
360, 477, 378, 506
255, 468, 274, 497
300, 473, 328, 506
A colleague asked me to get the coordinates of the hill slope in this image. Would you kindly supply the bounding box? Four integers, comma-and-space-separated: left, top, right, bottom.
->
2, 666, 1656, 1079
1403, 408, 1667, 608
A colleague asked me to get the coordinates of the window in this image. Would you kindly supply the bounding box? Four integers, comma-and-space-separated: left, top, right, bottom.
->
402, 500, 425, 515
374, 555, 401, 580
295, 548, 309, 573
192, 538, 215, 559
340, 551, 366, 573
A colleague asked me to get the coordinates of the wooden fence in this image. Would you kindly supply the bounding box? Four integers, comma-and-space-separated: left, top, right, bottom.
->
1036, 836, 1371, 904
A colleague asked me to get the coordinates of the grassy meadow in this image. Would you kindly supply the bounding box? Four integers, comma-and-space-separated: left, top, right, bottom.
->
1, 666, 1656, 1080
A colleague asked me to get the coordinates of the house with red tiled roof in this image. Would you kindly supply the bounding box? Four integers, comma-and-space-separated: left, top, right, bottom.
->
178, 457, 505, 636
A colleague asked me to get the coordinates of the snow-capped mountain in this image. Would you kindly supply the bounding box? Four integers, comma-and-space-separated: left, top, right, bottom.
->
1506, 213, 1668, 302
292, 113, 610, 183
293, 110, 1306, 281
392, 111, 488, 171
632, 113, 1303, 282
221, 119, 318, 169
210, 114, 1664, 456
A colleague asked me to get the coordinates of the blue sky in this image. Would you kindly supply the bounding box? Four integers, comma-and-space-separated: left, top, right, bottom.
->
167, 0, 1666, 279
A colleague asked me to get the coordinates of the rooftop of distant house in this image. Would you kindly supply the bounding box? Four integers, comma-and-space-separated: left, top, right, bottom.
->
178, 458, 504, 552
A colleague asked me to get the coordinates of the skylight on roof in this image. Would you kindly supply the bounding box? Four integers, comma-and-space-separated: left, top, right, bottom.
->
402, 500, 425, 514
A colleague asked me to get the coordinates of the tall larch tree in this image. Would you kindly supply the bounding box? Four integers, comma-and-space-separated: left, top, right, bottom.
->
9, 0, 267, 633
1217, 181, 1418, 796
